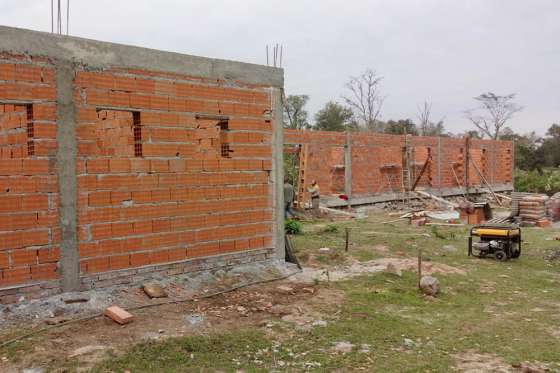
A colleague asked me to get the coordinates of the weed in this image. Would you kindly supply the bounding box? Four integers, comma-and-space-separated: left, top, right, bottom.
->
285, 219, 302, 235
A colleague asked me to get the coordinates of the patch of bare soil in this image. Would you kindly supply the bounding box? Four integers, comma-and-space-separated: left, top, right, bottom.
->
1, 281, 341, 372
453, 351, 513, 372
453, 351, 549, 373
291, 257, 466, 283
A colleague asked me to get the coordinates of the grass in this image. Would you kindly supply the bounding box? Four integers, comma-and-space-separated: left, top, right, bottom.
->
93, 211, 560, 372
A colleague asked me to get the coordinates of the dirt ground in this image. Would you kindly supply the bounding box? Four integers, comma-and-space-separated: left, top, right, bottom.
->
1, 276, 345, 372
2, 207, 560, 372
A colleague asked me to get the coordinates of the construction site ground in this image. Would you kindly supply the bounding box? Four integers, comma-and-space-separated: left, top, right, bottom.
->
2, 209, 560, 372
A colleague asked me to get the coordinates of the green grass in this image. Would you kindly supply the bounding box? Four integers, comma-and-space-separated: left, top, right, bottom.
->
93, 213, 560, 372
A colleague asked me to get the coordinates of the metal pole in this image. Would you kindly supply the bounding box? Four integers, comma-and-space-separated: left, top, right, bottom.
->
345, 228, 350, 252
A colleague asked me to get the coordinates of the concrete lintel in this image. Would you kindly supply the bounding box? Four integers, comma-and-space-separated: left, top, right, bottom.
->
0, 25, 284, 88
56, 61, 80, 292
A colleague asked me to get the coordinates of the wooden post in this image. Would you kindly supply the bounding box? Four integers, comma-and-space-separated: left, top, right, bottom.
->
345, 227, 350, 252
418, 248, 422, 289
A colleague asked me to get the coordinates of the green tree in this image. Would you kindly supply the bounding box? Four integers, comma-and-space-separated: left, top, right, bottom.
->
283, 95, 310, 129
384, 119, 418, 135
500, 127, 542, 170
539, 124, 560, 168
313, 101, 355, 132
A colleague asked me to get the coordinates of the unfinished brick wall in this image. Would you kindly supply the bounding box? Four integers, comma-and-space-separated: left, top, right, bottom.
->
285, 130, 513, 200
0, 26, 283, 302
73, 69, 274, 276
0, 58, 60, 290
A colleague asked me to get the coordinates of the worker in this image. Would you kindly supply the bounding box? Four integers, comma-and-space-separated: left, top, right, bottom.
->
284, 177, 295, 219
308, 180, 320, 217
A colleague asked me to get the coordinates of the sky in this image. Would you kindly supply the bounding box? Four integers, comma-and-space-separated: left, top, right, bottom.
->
1, 0, 559, 135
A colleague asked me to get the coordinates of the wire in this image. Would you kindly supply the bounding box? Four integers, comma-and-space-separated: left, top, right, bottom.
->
66, 0, 69, 35
51, 0, 53, 33
0, 268, 302, 349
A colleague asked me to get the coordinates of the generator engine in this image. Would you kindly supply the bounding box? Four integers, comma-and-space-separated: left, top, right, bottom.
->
468, 224, 521, 261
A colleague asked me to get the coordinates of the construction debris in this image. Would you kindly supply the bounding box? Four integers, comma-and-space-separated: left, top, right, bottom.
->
104, 306, 134, 325
142, 284, 168, 299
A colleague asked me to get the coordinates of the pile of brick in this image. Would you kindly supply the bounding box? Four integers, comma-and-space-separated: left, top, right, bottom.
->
519, 195, 550, 227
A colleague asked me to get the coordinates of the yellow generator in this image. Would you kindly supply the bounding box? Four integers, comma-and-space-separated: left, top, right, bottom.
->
468, 224, 521, 261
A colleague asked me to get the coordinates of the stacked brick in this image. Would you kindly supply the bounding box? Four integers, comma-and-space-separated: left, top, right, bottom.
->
285, 130, 513, 198
73, 69, 274, 276
0, 58, 59, 290
519, 195, 549, 226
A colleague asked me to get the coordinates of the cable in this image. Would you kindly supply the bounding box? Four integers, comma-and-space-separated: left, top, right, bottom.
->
66, 0, 69, 35
0, 268, 302, 349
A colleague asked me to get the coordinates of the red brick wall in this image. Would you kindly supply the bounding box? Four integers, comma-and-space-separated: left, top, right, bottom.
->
285, 130, 513, 197
0, 56, 60, 287
0, 54, 276, 290
73, 69, 274, 275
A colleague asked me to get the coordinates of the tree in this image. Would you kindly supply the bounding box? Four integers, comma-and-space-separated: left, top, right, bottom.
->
313, 101, 355, 132
342, 69, 385, 132
539, 124, 560, 168
284, 94, 310, 129
500, 127, 543, 170
416, 101, 446, 136
465, 92, 522, 139
384, 119, 418, 135
465, 130, 482, 139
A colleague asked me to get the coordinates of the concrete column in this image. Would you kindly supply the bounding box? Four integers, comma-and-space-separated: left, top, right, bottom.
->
437, 136, 442, 196
271, 88, 285, 260
344, 132, 352, 208
56, 62, 80, 292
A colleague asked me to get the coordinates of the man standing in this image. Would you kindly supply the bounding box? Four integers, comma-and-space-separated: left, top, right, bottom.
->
284, 177, 295, 219
308, 180, 320, 217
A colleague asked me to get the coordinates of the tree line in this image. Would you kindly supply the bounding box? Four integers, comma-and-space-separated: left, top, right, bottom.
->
284, 68, 528, 140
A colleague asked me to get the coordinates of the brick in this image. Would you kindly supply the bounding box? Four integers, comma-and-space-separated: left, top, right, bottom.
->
22, 195, 49, 211
38, 247, 60, 264
0, 252, 8, 268
104, 305, 134, 324
23, 159, 51, 175
87, 159, 109, 174
110, 254, 130, 270
1, 267, 31, 284
11, 249, 38, 266
31, 263, 58, 280
130, 252, 150, 267
0, 159, 22, 175
109, 159, 131, 173
89, 191, 111, 206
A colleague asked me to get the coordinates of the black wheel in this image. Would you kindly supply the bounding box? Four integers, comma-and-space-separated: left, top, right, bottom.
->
511, 242, 521, 259
495, 250, 507, 262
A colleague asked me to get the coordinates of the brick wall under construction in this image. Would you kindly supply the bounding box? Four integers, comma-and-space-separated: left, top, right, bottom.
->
0, 26, 284, 303
284, 130, 513, 204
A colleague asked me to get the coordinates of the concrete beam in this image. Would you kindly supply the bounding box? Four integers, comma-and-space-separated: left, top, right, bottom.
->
0, 26, 283, 88
322, 184, 514, 208
55, 62, 80, 291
